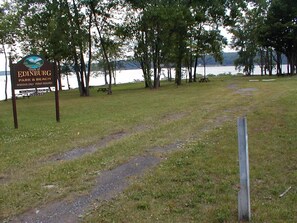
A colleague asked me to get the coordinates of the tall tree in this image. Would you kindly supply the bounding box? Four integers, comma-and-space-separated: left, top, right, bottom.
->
124, 0, 235, 86
65, 0, 90, 96
0, 0, 18, 101
86, 0, 119, 94
259, 0, 297, 74
229, 1, 265, 75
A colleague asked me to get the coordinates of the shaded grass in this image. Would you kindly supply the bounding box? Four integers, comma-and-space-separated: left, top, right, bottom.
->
1, 76, 297, 221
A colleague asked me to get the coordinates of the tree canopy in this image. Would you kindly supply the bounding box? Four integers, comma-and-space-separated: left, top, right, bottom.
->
0, 0, 296, 95
230, 0, 297, 75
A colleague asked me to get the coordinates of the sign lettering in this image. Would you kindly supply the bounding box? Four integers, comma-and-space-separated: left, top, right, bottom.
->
12, 55, 55, 89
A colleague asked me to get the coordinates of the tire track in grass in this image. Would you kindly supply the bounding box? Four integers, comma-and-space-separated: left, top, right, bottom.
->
0, 112, 188, 188
11, 156, 161, 223
47, 112, 188, 163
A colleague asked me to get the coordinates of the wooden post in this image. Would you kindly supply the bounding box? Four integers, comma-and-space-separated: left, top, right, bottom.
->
237, 117, 251, 221
10, 57, 18, 129
54, 63, 60, 122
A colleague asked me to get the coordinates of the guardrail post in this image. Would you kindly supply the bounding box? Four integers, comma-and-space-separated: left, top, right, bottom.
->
237, 117, 251, 222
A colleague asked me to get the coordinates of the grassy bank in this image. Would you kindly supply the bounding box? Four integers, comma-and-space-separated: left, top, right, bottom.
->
1, 76, 296, 222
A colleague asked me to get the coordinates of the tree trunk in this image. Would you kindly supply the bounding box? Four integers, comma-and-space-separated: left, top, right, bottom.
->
175, 32, 185, 86
113, 60, 117, 85
140, 59, 151, 88
153, 59, 158, 88
73, 55, 83, 95
65, 0, 87, 96
167, 67, 172, 82
260, 49, 264, 76
3, 44, 8, 101
79, 52, 87, 96
269, 49, 273, 76
85, 11, 92, 96
57, 60, 62, 91
142, 33, 152, 88
104, 64, 108, 85
72, 0, 88, 96
175, 58, 182, 86
153, 33, 161, 89
113, 72, 116, 85
292, 52, 296, 74
276, 51, 282, 75
153, 55, 161, 88
188, 53, 193, 83
90, 3, 112, 94
203, 55, 207, 78
66, 73, 71, 90
193, 56, 198, 82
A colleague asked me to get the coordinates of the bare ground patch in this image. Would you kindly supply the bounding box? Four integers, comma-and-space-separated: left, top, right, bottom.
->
227, 82, 258, 96
10, 155, 161, 223
0, 175, 10, 185
235, 88, 258, 96
49, 131, 128, 162
162, 112, 188, 122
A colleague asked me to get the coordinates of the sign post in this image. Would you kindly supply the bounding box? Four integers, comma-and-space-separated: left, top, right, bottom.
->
10, 55, 60, 128
54, 64, 60, 122
237, 117, 251, 221
10, 57, 18, 129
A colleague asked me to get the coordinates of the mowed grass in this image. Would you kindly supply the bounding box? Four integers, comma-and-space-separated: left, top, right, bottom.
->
0, 75, 297, 222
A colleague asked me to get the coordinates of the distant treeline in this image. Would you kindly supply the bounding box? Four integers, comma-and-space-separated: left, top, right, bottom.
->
92, 52, 241, 71
0, 71, 10, 76
0, 52, 288, 75
93, 52, 288, 71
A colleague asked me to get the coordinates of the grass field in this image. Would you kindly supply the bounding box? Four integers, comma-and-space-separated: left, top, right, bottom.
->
0, 75, 297, 222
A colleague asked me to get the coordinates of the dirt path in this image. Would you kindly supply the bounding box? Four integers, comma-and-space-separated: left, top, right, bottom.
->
11, 155, 162, 223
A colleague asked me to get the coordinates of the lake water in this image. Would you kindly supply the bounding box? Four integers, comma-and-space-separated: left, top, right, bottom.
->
0, 65, 285, 101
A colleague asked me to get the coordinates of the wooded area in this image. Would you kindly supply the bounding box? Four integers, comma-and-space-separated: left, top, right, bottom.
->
0, 0, 296, 96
